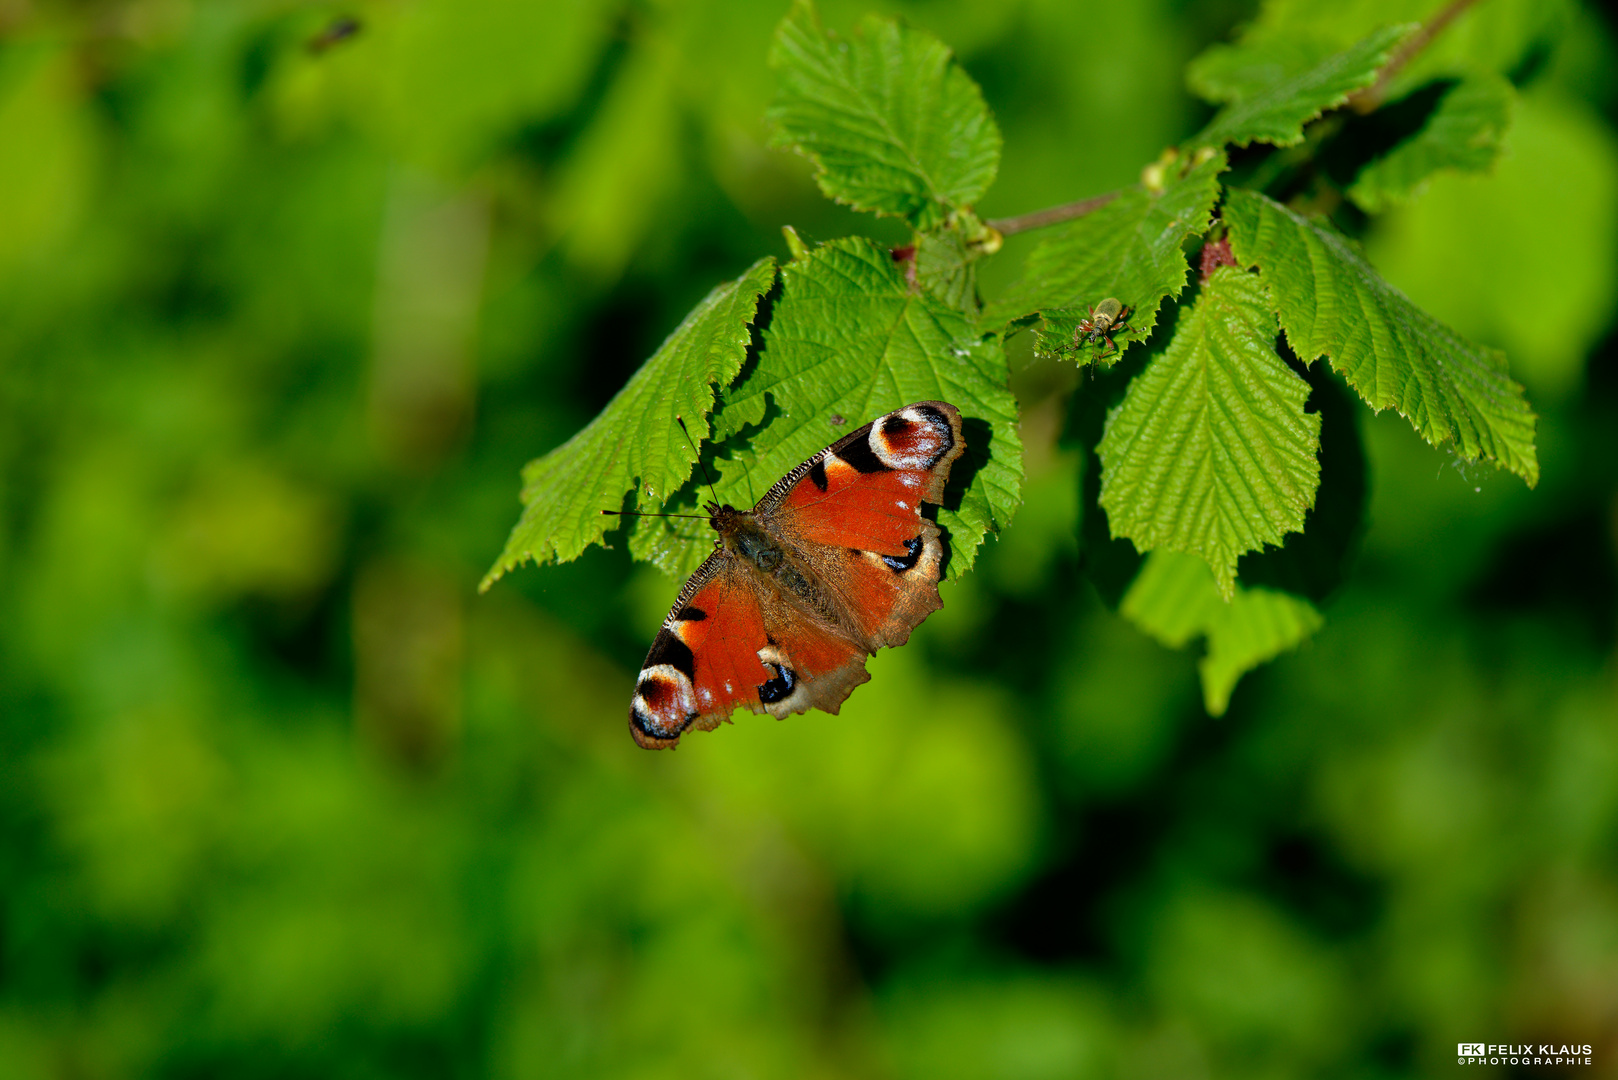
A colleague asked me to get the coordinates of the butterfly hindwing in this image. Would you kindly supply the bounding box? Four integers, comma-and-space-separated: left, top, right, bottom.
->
821, 521, 948, 648
756, 605, 871, 718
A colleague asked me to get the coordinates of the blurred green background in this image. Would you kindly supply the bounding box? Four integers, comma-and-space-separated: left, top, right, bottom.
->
3, 0, 1618, 1076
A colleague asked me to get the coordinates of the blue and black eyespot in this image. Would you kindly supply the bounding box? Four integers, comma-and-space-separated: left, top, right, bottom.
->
883, 535, 924, 573
757, 662, 797, 704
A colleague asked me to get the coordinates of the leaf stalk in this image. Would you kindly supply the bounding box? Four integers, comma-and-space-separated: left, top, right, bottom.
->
987, 191, 1119, 236
1350, 0, 1484, 112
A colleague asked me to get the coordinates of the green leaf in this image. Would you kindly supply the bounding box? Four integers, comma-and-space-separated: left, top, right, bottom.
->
913, 225, 975, 312
1098, 267, 1321, 599
981, 152, 1226, 364
912, 210, 998, 313
1215, 0, 1571, 91
481, 257, 776, 590
1188, 24, 1414, 149
1348, 73, 1515, 212
1187, 34, 1338, 104
631, 237, 1023, 580
1237, 364, 1368, 603
766, 0, 1001, 230
1223, 187, 1539, 485
1122, 550, 1323, 715
1364, 93, 1618, 402
1071, 360, 1145, 610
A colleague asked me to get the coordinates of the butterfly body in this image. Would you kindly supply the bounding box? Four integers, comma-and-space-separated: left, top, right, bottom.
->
630, 401, 965, 749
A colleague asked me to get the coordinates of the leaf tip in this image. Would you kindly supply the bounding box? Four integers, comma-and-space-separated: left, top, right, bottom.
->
1198, 664, 1235, 716
478, 555, 519, 594
782, 225, 810, 261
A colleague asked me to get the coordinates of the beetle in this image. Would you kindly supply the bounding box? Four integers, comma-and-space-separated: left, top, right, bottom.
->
1073, 297, 1132, 355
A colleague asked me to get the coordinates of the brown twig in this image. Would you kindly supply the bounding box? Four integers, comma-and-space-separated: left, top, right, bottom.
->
987, 191, 1119, 237
1350, 0, 1482, 112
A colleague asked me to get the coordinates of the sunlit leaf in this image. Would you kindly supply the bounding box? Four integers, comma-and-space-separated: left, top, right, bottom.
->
632, 238, 1022, 580
1349, 73, 1515, 212
767, 0, 1001, 230
1122, 550, 1323, 715
1223, 187, 1538, 484
982, 152, 1225, 363
1364, 92, 1618, 401
1098, 267, 1321, 598
1223, 0, 1572, 91
912, 212, 994, 313
1188, 25, 1414, 149
482, 258, 777, 589
1187, 34, 1337, 104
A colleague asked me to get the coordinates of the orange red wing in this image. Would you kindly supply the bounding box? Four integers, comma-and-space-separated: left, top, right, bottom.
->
627, 552, 871, 749
628, 553, 771, 749
761, 401, 962, 648
761, 401, 964, 558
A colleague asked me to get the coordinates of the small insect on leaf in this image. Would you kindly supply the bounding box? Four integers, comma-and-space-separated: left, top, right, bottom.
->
1073, 297, 1132, 356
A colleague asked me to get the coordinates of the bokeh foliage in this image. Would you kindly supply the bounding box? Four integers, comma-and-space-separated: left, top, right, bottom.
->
1, 1, 1617, 1078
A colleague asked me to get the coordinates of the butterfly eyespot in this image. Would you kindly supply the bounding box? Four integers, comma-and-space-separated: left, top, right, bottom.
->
757, 662, 798, 704
635, 666, 695, 710
833, 434, 890, 474
868, 405, 954, 470
881, 535, 925, 574
631, 662, 699, 742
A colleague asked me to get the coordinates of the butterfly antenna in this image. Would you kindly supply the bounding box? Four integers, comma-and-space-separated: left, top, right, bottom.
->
675, 415, 721, 505
601, 510, 708, 520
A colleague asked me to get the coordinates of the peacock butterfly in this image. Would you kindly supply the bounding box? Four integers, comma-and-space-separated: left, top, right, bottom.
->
628, 401, 965, 749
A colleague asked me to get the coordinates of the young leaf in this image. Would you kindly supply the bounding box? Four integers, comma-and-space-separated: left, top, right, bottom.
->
981, 152, 1225, 363
1098, 267, 1321, 599
913, 226, 975, 311
1223, 187, 1539, 485
1348, 73, 1514, 212
1186, 34, 1337, 104
767, 0, 1001, 230
481, 258, 776, 590
912, 211, 998, 313
1122, 550, 1323, 715
1188, 24, 1414, 149
632, 237, 1022, 580
1215, 0, 1564, 91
